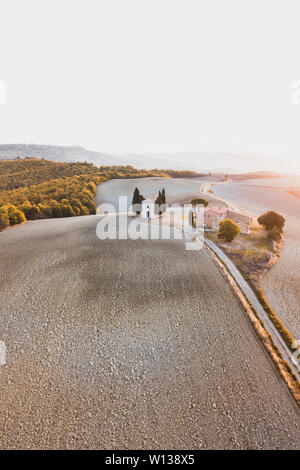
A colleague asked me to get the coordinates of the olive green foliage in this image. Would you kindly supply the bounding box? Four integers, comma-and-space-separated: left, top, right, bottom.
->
0, 204, 26, 225
258, 211, 285, 232
162, 169, 200, 178
218, 218, 240, 242
99, 166, 202, 180
17, 201, 41, 220
0, 206, 10, 231
190, 198, 208, 207
255, 287, 296, 351
0, 160, 104, 231
268, 227, 282, 242
10, 209, 26, 225
0, 159, 100, 191
0, 175, 102, 218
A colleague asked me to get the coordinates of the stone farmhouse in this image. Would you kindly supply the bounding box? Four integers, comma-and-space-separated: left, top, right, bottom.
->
204, 206, 251, 233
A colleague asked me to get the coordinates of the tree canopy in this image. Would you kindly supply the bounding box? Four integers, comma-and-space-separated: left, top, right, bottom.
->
257, 211, 285, 232
218, 218, 240, 242
155, 187, 167, 214
190, 198, 208, 207
132, 187, 145, 215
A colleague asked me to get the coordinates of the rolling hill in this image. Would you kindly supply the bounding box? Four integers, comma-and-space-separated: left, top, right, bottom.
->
0, 144, 297, 173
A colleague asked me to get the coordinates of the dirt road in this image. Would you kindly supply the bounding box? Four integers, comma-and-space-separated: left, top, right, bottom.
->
0, 213, 299, 449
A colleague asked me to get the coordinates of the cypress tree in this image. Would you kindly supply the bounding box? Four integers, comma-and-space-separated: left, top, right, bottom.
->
155, 190, 163, 215
132, 187, 140, 206
132, 187, 145, 215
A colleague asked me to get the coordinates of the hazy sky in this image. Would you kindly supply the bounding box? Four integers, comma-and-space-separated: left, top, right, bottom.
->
1, 0, 300, 169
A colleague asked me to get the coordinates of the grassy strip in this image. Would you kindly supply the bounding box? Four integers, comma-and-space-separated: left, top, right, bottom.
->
253, 286, 295, 351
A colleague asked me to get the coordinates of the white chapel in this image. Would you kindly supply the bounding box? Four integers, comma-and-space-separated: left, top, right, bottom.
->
141, 199, 155, 219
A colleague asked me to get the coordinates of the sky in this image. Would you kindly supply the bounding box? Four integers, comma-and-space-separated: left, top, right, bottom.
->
1, 0, 300, 171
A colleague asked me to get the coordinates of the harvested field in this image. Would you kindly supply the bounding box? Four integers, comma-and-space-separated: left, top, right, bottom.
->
0, 211, 299, 449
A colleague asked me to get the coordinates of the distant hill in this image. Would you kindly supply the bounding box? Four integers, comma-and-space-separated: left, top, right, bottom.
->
124, 152, 297, 173
231, 171, 284, 181
0, 144, 118, 167
0, 144, 297, 173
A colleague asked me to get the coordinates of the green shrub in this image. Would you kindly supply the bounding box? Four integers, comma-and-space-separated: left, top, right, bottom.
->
190, 198, 208, 207
268, 227, 282, 242
1, 204, 26, 225
258, 211, 285, 232
218, 218, 240, 242
38, 203, 53, 218
87, 181, 97, 193
0, 207, 10, 231
10, 209, 26, 225
243, 247, 270, 264
255, 287, 295, 351
49, 201, 62, 218
18, 201, 41, 220
61, 204, 75, 217
79, 205, 89, 216
1, 204, 17, 219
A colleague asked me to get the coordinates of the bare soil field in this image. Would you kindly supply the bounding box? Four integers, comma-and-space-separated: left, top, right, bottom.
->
0, 213, 299, 449
289, 189, 300, 199
213, 179, 300, 339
